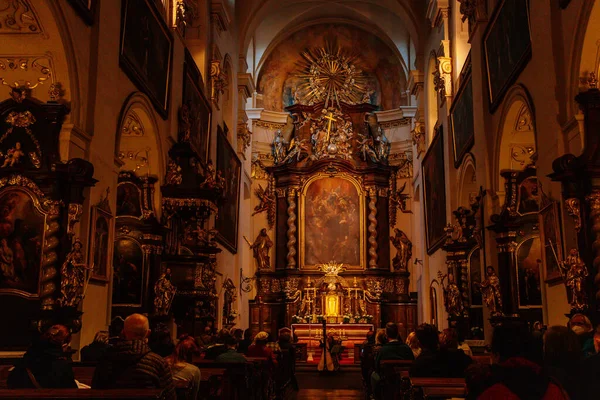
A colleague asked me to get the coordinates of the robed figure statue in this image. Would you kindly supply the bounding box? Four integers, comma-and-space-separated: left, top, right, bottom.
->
480, 266, 503, 317
249, 228, 273, 270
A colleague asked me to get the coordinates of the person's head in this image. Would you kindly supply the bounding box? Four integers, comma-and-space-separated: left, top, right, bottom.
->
244, 328, 252, 340
216, 328, 231, 345
375, 329, 387, 345
43, 324, 71, 351
109, 316, 125, 338
385, 322, 400, 341
415, 323, 439, 351
219, 329, 237, 349
491, 323, 532, 363
543, 325, 581, 368
233, 329, 243, 341
406, 331, 420, 350
440, 328, 458, 350
173, 334, 200, 363
366, 330, 375, 345
148, 323, 174, 357
204, 326, 212, 335
568, 314, 593, 336
278, 327, 292, 344
92, 330, 109, 345
123, 313, 150, 341
254, 331, 269, 346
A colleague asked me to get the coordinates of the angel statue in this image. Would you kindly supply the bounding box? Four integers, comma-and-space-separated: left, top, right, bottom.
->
245, 228, 273, 270
390, 228, 412, 271
390, 182, 412, 214
252, 183, 275, 218
438, 271, 463, 317
357, 134, 378, 163
479, 266, 503, 317
561, 248, 589, 311
154, 268, 177, 316
200, 160, 217, 189
281, 138, 309, 164
59, 239, 91, 308
272, 130, 287, 164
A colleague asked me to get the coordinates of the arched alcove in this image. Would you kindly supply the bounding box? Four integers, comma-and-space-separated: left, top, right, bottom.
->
494, 86, 536, 203
457, 155, 477, 207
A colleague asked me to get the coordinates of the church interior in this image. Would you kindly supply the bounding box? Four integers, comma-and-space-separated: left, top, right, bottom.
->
0, 0, 599, 399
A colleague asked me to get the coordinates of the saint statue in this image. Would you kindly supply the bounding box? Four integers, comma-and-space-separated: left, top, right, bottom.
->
390, 228, 412, 271
200, 160, 216, 189
165, 159, 182, 185
358, 297, 368, 316
480, 266, 503, 317
154, 268, 177, 316
561, 249, 589, 311
272, 130, 287, 164
439, 272, 463, 317
249, 228, 273, 270
59, 239, 89, 308
298, 296, 310, 317
375, 127, 391, 162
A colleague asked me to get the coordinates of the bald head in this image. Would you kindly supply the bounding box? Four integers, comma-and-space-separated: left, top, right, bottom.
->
123, 313, 150, 340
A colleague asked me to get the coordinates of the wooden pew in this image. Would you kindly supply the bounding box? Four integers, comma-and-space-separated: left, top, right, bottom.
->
472, 355, 491, 365
410, 378, 466, 400
0, 389, 165, 399
420, 386, 466, 399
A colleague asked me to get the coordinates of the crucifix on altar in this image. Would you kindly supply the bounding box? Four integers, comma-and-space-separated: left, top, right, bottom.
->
323, 111, 338, 143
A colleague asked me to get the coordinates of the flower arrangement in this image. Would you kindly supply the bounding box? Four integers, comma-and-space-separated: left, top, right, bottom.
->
342, 313, 352, 323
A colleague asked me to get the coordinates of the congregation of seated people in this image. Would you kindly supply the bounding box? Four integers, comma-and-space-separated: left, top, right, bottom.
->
360, 314, 600, 399
4, 314, 299, 400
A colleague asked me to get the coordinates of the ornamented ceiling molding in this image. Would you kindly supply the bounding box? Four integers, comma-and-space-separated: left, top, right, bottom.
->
379, 118, 411, 129
121, 110, 144, 137
253, 120, 285, 130
514, 104, 533, 132
0, 0, 43, 34
389, 151, 413, 178
0, 55, 53, 90
211, 0, 231, 35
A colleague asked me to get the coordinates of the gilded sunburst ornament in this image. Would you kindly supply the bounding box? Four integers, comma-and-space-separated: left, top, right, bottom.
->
295, 43, 368, 108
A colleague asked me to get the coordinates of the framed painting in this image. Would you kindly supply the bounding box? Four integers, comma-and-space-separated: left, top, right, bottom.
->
468, 247, 483, 306
116, 182, 143, 217
111, 237, 145, 307
299, 173, 365, 270
539, 202, 564, 284
88, 201, 114, 282
484, 0, 531, 111
516, 235, 543, 307
67, 0, 97, 25
422, 126, 447, 254
215, 127, 241, 253
120, 0, 173, 118
450, 72, 474, 167
0, 189, 47, 297
182, 50, 211, 165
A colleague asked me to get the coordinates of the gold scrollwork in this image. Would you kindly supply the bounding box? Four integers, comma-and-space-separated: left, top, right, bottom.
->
67, 203, 83, 237
565, 198, 581, 233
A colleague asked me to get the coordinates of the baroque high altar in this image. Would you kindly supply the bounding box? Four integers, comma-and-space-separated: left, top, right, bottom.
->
247, 44, 417, 343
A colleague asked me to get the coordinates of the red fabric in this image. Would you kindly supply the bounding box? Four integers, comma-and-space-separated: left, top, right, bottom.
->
246, 344, 278, 366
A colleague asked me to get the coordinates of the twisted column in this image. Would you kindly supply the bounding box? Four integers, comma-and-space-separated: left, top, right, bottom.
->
286, 188, 297, 269
368, 188, 378, 269
459, 258, 470, 313
40, 215, 60, 310
586, 190, 600, 305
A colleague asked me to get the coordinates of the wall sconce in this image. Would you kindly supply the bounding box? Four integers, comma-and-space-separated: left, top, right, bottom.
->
240, 268, 255, 295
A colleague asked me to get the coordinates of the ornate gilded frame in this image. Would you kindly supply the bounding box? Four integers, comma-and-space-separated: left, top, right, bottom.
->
111, 234, 146, 308
299, 172, 366, 271
88, 204, 114, 282
539, 201, 564, 284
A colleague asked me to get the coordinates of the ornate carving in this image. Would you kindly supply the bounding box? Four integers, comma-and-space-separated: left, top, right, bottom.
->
0, 1, 43, 34
458, 0, 487, 35
560, 249, 589, 312
154, 268, 176, 316
0, 56, 53, 93
389, 181, 412, 226
515, 105, 534, 131
389, 151, 413, 178
58, 238, 89, 308
565, 198, 581, 233
252, 181, 275, 228
1, 110, 42, 168
67, 203, 83, 238
390, 228, 412, 271
237, 123, 251, 154
480, 266, 503, 316
286, 188, 297, 269
251, 154, 271, 180
210, 59, 227, 106
378, 119, 411, 129
365, 278, 383, 300
436, 56, 452, 101
310, 108, 354, 161
121, 111, 144, 137
367, 188, 378, 269
165, 158, 183, 186
412, 120, 426, 156
438, 271, 465, 317
253, 120, 286, 130
247, 228, 273, 270
48, 82, 64, 101
363, 113, 391, 163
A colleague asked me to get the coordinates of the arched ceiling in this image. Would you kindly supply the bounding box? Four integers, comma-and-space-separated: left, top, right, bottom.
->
238, 0, 426, 77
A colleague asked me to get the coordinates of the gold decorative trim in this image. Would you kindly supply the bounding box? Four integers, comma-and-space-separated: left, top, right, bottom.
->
253, 120, 286, 130
565, 198, 581, 233
0, 1, 43, 34
379, 118, 411, 129
162, 197, 218, 213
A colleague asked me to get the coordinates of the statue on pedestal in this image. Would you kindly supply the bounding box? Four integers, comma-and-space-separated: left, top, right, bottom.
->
247, 228, 273, 270
272, 130, 287, 164
59, 239, 90, 308
390, 228, 412, 271
154, 268, 176, 316
561, 249, 589, 311
480, 266, 503, 317
439, 271, 463, 317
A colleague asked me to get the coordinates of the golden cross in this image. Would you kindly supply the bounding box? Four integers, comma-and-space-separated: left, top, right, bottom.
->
324, 112, 337, 142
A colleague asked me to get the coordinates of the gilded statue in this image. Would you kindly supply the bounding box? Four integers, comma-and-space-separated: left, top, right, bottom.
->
375, 127, 391, 162
390, 228, 412, 271
154, 268, 177, 316
561, 249, 589, 311
389, 182, 411, 214
272, 130, 287, 164
358, 297, 368, 316
165, 158, 182, 185
1, 142, 25, 168
439, 271, 463, 317
59, 239, 90, 308
281, 138, 309, 164
252, 184, 275, 219
298, 296, 310, 317
357, 134, 378, 163
201, 160, 216, 189
247, 228, 273, 270
480, 266, 503, 317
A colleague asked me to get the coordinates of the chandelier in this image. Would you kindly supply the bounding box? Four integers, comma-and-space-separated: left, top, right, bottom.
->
295, 42, 368, 108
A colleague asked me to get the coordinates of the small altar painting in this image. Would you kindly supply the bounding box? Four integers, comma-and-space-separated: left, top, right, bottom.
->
422, 128, 447, 254
116, 182, 142, 217
303, 177, 361, 267
516, 236, 543, 307
112, 237, 144, 306
0, 189, 45, 295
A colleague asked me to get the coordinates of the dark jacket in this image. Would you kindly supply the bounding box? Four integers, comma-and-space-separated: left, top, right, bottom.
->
374, 340, 414, 372
7, 339, 77, 389
204, 343, 227, 360
80, 341, 109, 363
410, 348, 472, 378
578, 353, 600, 399
237, 338, 252, 354
92, 339, 175, 400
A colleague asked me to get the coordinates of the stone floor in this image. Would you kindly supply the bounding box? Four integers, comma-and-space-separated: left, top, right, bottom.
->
294, 369, 364, 399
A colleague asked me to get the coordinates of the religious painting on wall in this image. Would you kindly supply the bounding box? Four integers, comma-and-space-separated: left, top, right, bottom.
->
116, 182, 142, 217
300, 175, 364, 269
182, 50, 211, 165
119, 0, 173, 118
67, 0, 97, 25
450, 72, 474, 167
516, 236, 543, 307
0, 189, 46, 296
484, 0, 531, 111
469, 248, 483, 306
539, 202, 564, 283
517, 176, 542, 215
88, 195, 114, 282
112, 237, 144, 306
422, 127, 447, 254
215, 127, 241, 253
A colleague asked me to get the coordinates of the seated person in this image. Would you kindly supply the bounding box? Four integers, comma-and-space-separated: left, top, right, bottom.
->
166, 334, 202, 399
410, 323, 472, 378
80, 330, 110, 362
8, 324, 77, 388
148, 323, 175, 358
360, 331, 376, 396
277, 327, 298, 390
247, 331, 278, 366
92, 313, 176, 400
215, 330, 247, 363
477, 323, 568, 399
203, 328, 229, 360
406, 331, 421, 359
371, 322, 414, 399
237, 328, 253, 354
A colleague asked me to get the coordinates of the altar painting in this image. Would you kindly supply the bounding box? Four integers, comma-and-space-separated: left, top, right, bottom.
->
0, 189, 45, 296
301, 176, 364, 269
516, 236, 543, 307
112, 237, 144, 306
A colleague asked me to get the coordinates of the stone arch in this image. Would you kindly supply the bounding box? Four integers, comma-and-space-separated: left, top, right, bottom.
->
493, 85, 537, 201
457, 154, 477, 207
